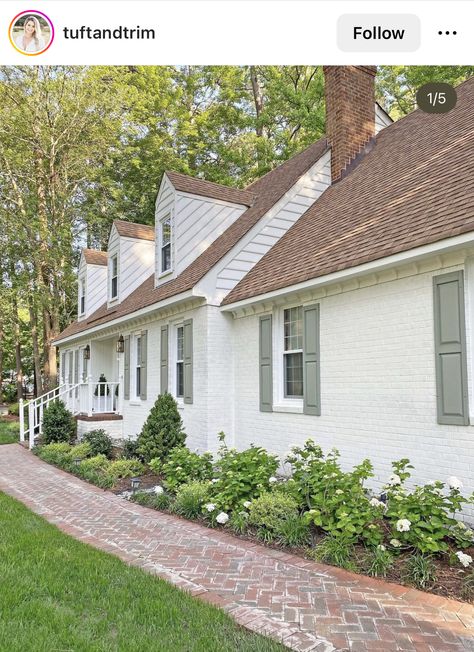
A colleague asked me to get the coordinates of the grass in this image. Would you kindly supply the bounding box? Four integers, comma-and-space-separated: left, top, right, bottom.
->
0, 418, 19, 444
0, 493, 285, 652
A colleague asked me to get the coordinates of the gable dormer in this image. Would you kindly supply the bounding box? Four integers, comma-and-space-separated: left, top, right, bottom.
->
78, 249, 108, 320
107, 220, 155, 307
155, 172, 255, 286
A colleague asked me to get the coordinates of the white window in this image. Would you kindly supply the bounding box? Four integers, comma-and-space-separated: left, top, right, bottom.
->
283, 306, 303, 398
111, 255, 118, 299
79, 278, 86, 316
160, 216, 172, 274
176, 325, 184, 398
135, 335, 142, 398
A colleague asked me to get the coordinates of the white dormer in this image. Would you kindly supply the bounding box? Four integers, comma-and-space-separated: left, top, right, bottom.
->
154, 172, 255, 286
107, 220, 155, 308
78, 249, 108, 320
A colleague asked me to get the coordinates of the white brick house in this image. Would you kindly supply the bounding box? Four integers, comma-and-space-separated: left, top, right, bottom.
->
37, 66, 474, 501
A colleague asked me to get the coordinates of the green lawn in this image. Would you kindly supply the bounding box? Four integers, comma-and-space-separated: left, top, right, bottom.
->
0, 418, 19, 444
0, 493, 285, 652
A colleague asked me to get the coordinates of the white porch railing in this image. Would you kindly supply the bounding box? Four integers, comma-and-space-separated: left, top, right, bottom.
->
20, 380, 121, 449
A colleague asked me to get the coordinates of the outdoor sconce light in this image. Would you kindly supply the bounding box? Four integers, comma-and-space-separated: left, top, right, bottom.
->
83, 345, 91, 360
131, 477, 141, 492
116, 335, 125, 354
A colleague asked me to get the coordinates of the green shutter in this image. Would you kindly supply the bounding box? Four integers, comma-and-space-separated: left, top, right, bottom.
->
124, 335, 130, 400
303, 304, 321, 416
433, 271, 469, 425
160, 326, 169, 393
259, 315, 273, 412
74, 350, 79, 384
140, 330, 147, 401
183, 319, 193, 404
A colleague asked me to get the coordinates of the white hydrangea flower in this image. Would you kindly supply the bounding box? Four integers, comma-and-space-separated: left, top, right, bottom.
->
216, 512, 229, 525
455, 551, 473, 568
335, 489, 344, 495
204, 503, 216, 513
447, 476, 463, 491
456, 521, 466, 530
154, 485, 164, 495
390, 538, 402, 548
269, 476, 277, 483
396, 519, 411, 532
243, 501, 252, 509
377, 544, 386, 552
211, 478, 219, 484
388, 474, 401, 486
369, 497, 386, 509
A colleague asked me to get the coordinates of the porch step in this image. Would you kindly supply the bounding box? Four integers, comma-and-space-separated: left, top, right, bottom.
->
75, 414, 123, 422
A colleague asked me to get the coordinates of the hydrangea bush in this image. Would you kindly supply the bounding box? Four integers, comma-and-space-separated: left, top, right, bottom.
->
154, 446, 213, 492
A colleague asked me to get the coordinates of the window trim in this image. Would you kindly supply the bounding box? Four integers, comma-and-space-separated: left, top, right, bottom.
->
110, 254, 119, 301
159, 214, 172, 277
131, 332, 142, 401
176, 325, 184, 398
79, 278, 86, 316
273, 304, 304, 410
169, 320, 185, 405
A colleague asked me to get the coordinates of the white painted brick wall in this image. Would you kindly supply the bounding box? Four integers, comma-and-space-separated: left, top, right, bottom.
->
77, 419, 123, 440
233, 265, 474, 513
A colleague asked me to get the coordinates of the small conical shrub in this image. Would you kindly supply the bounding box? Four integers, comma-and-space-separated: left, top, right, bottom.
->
42, 400, 76, 444
136, 393, 185, 463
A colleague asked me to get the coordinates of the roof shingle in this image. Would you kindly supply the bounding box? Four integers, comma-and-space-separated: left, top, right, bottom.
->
114, 219, 155, 241
166, 171, 256, 206
82, 249, 108, 266
222, 77, 474, 305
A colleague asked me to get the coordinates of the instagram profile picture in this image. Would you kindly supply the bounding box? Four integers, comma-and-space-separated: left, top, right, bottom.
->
9, 10, 54, 55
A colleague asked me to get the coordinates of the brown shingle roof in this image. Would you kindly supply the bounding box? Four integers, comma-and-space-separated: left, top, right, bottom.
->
82, 249, 107, 266
223, 77, 474, 305
166, 171, 256, 206
56, 139, 328, 342
114, 219, 155, 241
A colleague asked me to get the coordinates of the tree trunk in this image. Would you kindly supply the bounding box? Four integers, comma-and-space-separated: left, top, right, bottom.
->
29, 301, 43, 397
0, 318, 3, 403
250, 66, 264, 137
43, 308, 59, 391
11, 294, 24, 401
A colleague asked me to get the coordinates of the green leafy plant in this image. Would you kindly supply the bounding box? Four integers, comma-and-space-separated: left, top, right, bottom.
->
160, 447, 213, 492
36, 442, 73, 465
174, 481, 210, 519
384, 460, 473, 554
42, 400, 76, 444
106, 458, 145, 482
70, 442, 92, 460
288, 440, 383, 546
275, 514, 310, 547
131, 490, 171, 511
82, 429, 113, 458
364, 546, 394, 578
461, 572, 474, 601
310, 535, 356, 571
404, 554, 437, 589
137, 393, 186, 463
210, 434, 279, 511
247, 492, 299, 533
78, 454, 110, 474
228, 510, 249, 534
122, 437, 141, 460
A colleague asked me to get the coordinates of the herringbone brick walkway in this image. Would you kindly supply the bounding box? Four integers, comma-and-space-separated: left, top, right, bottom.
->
0, 445, 473, 652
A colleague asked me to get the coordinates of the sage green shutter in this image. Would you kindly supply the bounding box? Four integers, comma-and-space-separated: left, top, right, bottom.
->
140, 330, 147, 400
183, 319, 193, 404
433, 271, 469, 425
124, 335, 130, 400
259, 315, 273, 412
160, 326, 169, 393
303, 304, 321, 415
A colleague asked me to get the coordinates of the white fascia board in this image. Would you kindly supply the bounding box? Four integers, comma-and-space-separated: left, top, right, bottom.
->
55, 289, 199, 346
176, 189, 249, 211
221, 231, 474, 312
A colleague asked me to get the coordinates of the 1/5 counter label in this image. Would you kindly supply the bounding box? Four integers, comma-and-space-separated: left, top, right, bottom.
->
416, 83, 457, 114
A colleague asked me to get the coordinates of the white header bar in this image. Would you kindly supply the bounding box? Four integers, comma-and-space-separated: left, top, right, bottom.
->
1, 1, 472, 64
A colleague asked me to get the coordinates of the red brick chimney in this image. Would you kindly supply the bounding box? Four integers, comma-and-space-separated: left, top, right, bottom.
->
323, 66, 376, 183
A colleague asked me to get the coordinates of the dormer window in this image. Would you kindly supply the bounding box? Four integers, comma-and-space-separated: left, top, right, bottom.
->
79, 279, 86, 316
111, 255, 118, 299
160, 216, 172, 274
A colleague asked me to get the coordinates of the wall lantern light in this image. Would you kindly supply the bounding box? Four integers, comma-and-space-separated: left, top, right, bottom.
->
116, 335, 125, 354
83, 345, 91, 360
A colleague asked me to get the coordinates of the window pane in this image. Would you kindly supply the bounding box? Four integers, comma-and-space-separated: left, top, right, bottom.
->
284, 306, 303, 351
162, 243, 171, 272
284, 352, 303, 397
162, 219, 171, 245
111, 276, 118, 298
177, 326, 184, 361
136, 337, 141, 361
136, 367, 141, 397
112, 256, 118, 276
176, 361, 184, 397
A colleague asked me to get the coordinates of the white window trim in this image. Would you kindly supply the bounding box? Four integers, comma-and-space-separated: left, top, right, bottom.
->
273, 304, 304, 412
169, 318, 185, 406
109, 253, 119, 302
130, 331, 142, 403
158, 213, 173, 278
79, 277, 86, 316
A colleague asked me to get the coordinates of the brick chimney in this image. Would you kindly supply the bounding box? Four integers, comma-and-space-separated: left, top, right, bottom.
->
323, 66, 376, 183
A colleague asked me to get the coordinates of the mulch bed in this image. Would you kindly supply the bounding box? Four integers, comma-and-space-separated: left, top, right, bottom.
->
112, 473, 162, 494
0, 415, 20, 422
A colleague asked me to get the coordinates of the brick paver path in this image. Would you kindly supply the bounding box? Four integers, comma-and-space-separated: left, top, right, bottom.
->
1, 445, 473, 652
